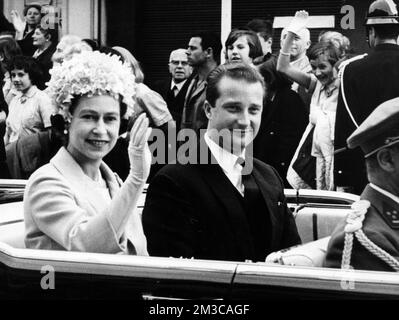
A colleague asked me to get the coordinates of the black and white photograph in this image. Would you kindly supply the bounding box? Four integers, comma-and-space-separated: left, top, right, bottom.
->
0, 0, 398, 308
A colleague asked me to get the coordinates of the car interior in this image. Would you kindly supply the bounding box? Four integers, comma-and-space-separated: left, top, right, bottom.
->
0, 181, 359, 268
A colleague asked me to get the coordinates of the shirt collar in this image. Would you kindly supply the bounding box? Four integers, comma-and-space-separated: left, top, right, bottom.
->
370, 183, 399, 205
15, 85, 38, 99
320, 78, 339, 97
204, 131, 245, 172
170, 79, 186, 91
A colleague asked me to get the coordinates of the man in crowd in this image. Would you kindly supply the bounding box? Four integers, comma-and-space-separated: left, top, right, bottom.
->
181, 31, 221, 132
334, 0, 399, 194
280, 25, 311, 93
246, 18, 274, 62
279, 23, 312, 109
325, 97, 399, 272
153, 48, 192, 129
143, 63, 301, 262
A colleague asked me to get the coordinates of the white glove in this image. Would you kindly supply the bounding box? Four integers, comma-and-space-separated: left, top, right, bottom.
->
127, 113, 152, 184
286, 10, 309, 36
10, 10, 25, 34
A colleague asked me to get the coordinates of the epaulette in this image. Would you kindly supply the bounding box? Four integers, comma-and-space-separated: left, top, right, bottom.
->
338, 54, 368, 79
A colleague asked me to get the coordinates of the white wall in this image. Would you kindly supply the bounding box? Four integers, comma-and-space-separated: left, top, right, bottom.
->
3, 0, 24, 21
64, 0, 93, 38
221, 0, 232, 64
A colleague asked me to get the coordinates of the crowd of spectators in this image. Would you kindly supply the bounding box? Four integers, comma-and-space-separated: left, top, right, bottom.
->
1, 1, 399, 273
0, 2, 366, 192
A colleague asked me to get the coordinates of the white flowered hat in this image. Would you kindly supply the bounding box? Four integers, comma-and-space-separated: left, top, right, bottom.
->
46, 50, 137, 119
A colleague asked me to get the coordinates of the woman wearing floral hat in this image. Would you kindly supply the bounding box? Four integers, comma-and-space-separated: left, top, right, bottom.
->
23, 51, 151, 255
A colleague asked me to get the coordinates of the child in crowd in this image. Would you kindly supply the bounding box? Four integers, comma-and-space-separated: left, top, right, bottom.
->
224, 29, 263, 66
4, 55, 55, 146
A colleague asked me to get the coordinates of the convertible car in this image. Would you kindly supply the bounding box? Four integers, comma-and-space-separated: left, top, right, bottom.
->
0, 179, 398, 300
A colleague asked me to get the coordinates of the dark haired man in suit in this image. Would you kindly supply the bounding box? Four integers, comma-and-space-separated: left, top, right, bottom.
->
143, 63, 301, 262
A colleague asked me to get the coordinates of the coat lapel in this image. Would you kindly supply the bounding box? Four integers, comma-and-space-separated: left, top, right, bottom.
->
185, 76, 206, 106
198, 145, 255, 258
50, 147, 117, 214
190, 80, 206, 102
252, 162, 283, 248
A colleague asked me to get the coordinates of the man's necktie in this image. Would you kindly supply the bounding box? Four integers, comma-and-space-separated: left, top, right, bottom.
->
237, 158, 259, 202
242, 168, 259, 205
172, 85, 179, 97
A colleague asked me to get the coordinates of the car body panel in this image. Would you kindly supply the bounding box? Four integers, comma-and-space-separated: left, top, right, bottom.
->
0, 179, 397, 300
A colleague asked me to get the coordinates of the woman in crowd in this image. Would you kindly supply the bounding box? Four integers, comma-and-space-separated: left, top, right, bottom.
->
277, 11, 342, 190
112, 46, 173, 129
0, 38, 15, 178
0, 37, 22, 104
318, 31, 352, 59
10, 4, 43, 56
0, 91, 8, 178
5, 38, 92, 180
224, 29, 263, 66
106, 46, 173, 180
32, 26, 58, 89
51, 34, 82, 65
24, 51, 151, 254
4, 55, 55, 146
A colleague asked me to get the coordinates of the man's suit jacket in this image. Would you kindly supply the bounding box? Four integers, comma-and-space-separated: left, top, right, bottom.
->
334, 44, 399, 194
24, 147, 148, 255
181, 74, 208, 131
142, 146, 301, 262
324, 185, 399, 272
153, 78, 190, 129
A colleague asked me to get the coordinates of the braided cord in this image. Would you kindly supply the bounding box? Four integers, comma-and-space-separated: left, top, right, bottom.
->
341, 232, 354, 269
355, 230, 399, 272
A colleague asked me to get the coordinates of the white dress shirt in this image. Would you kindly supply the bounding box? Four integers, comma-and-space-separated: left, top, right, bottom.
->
204, 132, 245, 196
170, 80, 187, 96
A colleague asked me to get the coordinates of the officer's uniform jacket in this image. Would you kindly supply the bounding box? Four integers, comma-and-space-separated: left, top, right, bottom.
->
334, 44, 399, 193
324, 184, 399, 272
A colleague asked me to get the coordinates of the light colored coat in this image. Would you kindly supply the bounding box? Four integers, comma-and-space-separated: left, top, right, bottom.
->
24, 147, 148, 255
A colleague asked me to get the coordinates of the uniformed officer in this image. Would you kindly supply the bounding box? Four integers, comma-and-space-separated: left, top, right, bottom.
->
334, 0, 399, 194
324, 97, 399, 272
